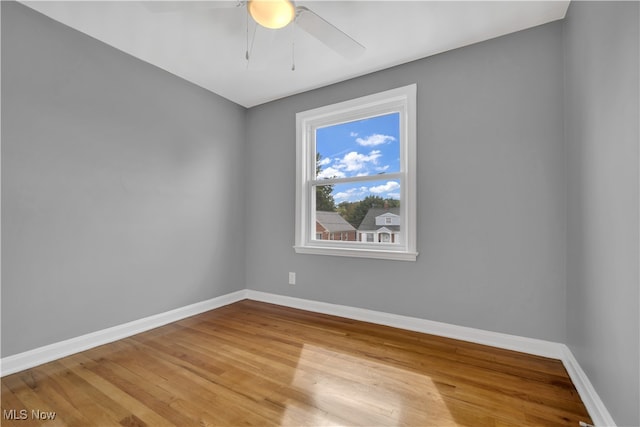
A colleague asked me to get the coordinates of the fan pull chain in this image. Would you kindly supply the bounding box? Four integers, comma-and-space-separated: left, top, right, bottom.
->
245, 7, 257, 70
291, 21, 296, 71
245, 5, 250, 64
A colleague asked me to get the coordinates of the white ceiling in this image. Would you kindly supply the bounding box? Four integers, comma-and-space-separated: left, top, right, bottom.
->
21, 1, 570, 108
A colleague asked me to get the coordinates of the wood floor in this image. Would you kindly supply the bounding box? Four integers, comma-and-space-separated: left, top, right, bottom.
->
2, 300, 592, 427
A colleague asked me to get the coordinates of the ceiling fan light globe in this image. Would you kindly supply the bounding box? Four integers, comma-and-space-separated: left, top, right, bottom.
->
248, 0, 295, 29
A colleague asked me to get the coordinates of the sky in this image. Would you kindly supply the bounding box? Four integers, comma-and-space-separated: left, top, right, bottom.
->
316, 112, 401, 204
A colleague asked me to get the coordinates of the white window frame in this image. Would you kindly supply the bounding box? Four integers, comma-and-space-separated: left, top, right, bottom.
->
294, 84, 418, 261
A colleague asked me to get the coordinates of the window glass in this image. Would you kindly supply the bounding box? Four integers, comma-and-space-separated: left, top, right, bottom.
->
316, 113, 401, 180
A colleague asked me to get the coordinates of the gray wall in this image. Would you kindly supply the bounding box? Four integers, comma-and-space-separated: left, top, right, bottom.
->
1, 2, 246, 357
245, 22, 567, 342
564, 2, 640, 426
4, 1, 639, 423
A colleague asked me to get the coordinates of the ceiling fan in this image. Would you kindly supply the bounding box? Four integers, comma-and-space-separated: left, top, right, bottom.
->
146, 0, 365, 60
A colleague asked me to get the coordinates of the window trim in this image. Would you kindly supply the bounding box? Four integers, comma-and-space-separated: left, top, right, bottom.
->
294, 84, 418, 261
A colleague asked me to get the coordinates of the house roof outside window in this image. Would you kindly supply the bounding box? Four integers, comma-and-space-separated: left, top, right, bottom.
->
316, 211, 356, 233
358, 207, 401, 232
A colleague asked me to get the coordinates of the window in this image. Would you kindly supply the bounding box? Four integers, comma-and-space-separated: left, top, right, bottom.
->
295, 84, 417, 261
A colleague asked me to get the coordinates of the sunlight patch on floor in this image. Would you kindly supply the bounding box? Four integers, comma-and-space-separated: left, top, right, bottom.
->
279, 343, 455, 426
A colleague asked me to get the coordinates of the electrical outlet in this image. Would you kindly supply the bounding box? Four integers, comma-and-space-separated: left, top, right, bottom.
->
288, 272, 296, 285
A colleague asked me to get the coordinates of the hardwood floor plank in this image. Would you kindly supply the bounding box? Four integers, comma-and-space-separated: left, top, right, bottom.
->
195, 305, 579, 409
1, 300, 592, 426
73, 354, 197, 426
38, 361, 139, 425
55, 354, 172, 427
1, 382, 30, 427
2, 372, 68, 427
127, 332, 351, 425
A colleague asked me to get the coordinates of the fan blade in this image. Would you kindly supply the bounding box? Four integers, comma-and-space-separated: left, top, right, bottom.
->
295, 6, 364, 59
144, 1, 243, 14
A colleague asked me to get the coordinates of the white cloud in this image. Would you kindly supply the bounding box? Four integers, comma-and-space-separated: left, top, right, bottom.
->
375, 165, 390, 172
350, 132, 359, 137
317, 157, 331, 166
356, 134, 396, 147
334, 186, 369, 201
317, 166, 346, 180
338, 150, 381, 172
369, 181, 400, 194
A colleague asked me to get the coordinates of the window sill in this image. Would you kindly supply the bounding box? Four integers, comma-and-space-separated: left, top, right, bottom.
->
294, 245, 418, 261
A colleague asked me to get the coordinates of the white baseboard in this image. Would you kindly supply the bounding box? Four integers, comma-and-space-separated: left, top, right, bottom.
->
246, 290, 564, 359
245, 290, 616, 427
0, 290, 247, 377
1, 288, 615, 426
560, 345, 617, 427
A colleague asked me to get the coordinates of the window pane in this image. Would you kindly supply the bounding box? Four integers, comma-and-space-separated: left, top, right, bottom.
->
316, 113, 400, 180
313, 179, 401, 243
